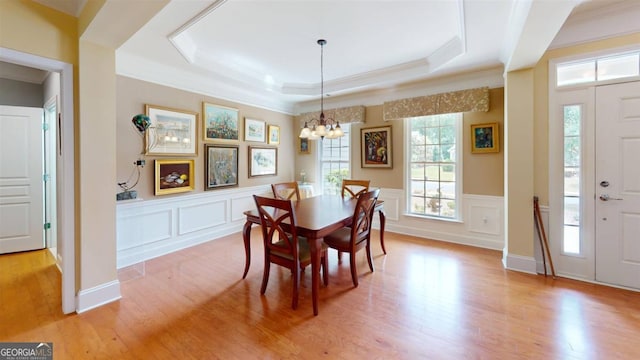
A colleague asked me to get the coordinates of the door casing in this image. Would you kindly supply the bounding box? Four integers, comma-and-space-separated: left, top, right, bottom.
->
1, 47, 76, 314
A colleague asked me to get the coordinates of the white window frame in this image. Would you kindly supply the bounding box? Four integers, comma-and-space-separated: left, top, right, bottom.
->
404, 114, 463, 221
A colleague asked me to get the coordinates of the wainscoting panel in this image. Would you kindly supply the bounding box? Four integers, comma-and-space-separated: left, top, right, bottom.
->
116, 208, 173, 251
117, 187, 506, 269
383, 192, 505, 250
116, 185, 270, 268
465, 195, 503, 236
231, 190, 270, 222
177, 199, 227, 236
376, 188, 401, 222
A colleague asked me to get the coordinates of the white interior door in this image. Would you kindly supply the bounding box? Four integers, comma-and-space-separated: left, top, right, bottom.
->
595, 81, 640, 289
0, 105, 44, 254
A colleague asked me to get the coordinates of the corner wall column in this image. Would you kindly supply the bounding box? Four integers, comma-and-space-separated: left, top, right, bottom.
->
503, 69, 536, 273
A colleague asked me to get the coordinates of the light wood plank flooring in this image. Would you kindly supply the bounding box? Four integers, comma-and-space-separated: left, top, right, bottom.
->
2, 229, 640, 359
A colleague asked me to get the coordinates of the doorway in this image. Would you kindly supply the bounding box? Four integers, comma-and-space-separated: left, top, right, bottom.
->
1, 47, 75, 313
550, 78, 640, 290
0, 106, 45, 253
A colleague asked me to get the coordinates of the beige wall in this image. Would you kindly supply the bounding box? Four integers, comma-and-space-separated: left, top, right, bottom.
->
116, 76, 296, 199
298, 88, 505, 196
349, 105, 404, 189
505, 69, 535, 258
0, 1, 78, 65
79, 39, 118, 287
462, 87, 504, 196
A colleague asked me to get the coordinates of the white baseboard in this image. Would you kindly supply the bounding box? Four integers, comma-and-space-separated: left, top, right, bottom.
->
502, 249, 537, 274
76, 280, 122, 313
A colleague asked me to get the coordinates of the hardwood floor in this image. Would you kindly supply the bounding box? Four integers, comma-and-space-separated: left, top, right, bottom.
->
2, 229, 640, 359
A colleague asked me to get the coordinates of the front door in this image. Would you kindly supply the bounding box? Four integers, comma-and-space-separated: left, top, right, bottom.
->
595, 81, 640, 289
0, 105, 44, 254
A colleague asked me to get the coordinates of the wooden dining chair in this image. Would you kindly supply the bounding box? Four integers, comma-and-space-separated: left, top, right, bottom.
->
337, 179, 371, 262
271, 182, 301, 201
341, 179, 371, 199
323, 188, 380, 287
253, 195, 328, 310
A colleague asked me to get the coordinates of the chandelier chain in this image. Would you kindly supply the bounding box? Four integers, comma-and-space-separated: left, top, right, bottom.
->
298, 39, 343, 140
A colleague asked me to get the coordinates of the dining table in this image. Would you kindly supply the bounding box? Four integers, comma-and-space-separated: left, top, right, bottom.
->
242, 194, 386, 315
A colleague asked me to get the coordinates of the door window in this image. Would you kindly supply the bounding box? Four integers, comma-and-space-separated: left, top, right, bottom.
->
563, 105, 582, 254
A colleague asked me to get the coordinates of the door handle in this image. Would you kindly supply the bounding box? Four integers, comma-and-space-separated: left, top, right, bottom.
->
599, 194, 623, 201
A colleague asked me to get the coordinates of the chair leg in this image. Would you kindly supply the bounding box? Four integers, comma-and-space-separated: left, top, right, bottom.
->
366, 240, 375, 272
260, 261, 270, 294
378, 209, 387, 255
349, 252, 359, 287
292, 267, 299, 309
337, 251, 343, 263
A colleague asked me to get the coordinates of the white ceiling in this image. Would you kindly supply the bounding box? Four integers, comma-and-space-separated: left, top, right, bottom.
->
6, 0, 640, 114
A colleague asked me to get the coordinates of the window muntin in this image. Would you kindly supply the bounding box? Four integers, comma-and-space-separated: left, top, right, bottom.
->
320, 124, 350, 195
408, 114, 460, 219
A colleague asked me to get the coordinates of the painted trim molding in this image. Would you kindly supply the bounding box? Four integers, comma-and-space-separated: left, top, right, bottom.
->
76, 280, 122, 313
502, 251, 537, 275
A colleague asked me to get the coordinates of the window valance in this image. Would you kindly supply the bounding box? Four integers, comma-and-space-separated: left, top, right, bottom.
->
383, 87, 489, 121
295, 105, 366, 127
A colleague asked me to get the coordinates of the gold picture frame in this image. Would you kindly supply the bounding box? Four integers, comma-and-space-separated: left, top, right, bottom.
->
145, 104, 198, 156
361, 126, 392, 168
202, 102, 239, 142
298, 137, 310, 154
471, 122, 499, 153
268, 125, 280, 145
154, 159, 195, 195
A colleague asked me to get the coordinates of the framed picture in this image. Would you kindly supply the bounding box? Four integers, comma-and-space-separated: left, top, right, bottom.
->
361, 126, 392, 168
154, 159, 195, 195
145, 104, 198, 156
298, 137, 310, 154
471, 122, 499, 153
249, 146, 277, 177
244, 118, 266, 142
202, 102, 239, 142
204, 144, 239, 190
268, 125, 280, 145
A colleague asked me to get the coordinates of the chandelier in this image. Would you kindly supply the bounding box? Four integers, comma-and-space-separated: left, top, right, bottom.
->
299, 39, 344, 140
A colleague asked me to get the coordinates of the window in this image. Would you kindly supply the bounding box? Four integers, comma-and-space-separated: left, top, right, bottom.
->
556, 51, 640, 87
563, 105, 581, 254
407, 114, 461, 219
320, 124, 351, 195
